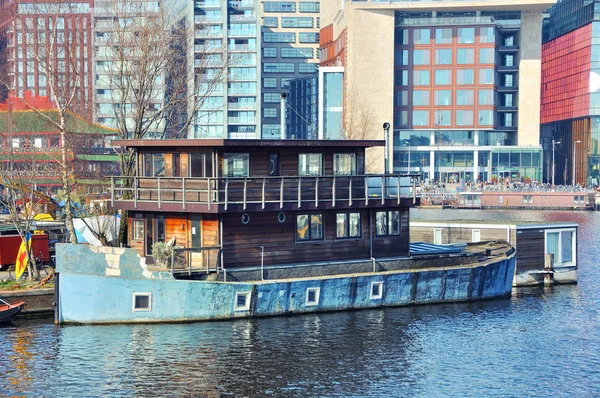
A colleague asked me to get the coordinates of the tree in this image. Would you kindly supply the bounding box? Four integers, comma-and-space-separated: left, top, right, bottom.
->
95, 0, 227, 244
342, 89, 380, 172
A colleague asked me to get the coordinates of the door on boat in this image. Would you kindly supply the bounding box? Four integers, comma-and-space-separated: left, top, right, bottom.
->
434, 228, 442, 245
190, 215, 202, 269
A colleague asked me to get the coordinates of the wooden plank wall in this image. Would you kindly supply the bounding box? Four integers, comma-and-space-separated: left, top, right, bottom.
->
165, 214, 188, 247
222, 208, 408, 268
515, 229, 545, 272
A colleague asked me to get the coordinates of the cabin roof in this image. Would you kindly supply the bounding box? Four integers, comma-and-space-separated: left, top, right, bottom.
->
410, 219, 579, 230
111, 139, 385, 149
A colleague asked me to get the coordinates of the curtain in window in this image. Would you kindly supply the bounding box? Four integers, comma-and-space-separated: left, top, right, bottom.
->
561, 231, 573, 264
311, 214, 323, 239
546, 232, 559, 264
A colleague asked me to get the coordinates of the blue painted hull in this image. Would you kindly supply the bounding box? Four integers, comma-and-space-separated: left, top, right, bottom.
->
56, 245, 516, 324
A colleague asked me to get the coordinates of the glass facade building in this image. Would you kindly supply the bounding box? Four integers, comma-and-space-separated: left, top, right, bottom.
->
287, 74, 318, 139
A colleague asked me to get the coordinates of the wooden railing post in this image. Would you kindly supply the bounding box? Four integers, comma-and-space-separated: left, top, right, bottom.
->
332, 176, 336, 207
297, 177, 302, 208
182, 178, 186, 210
280, 177, 284, 209
262, 178, 266, 209
207, 178, 212, 210
225, 179, 229, 211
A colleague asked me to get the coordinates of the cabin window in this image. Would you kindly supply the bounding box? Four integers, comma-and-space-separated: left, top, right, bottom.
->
142, 153, 165, 177
371, 282, 383, 299
498, 195, 503, 203
132, 293, 152, 311
375, 211, 401, 236
522, 195, 533, 204
336, 212, 361, 239
132, 220, 144, 240
224, 153, 249, 177
296, 213, 324, 241
546, 229, 576, 266
190, 152, 213, 177
269, 153, 280, 176
298, 153, 322, 176
574, 195, 586, 205
333, 153, 357, 176
306, 287, 320, 306
172, 153, 181, 177
235, 291, 251, 311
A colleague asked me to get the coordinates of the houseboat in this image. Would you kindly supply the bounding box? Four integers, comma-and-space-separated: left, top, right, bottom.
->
456, 190, 594, 210
54, 139, 516, 324
410, 220, 578, 286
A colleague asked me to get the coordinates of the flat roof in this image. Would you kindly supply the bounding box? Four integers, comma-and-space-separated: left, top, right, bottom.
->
410, 219, 578, 230
111, 139, 385, 149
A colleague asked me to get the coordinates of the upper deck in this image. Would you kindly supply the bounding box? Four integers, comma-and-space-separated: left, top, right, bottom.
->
110, 139, 420, 213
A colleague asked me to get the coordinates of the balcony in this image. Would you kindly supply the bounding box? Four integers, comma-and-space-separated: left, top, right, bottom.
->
228, 0, 255, 8
229, 14, 256, 22
111, 175, 418, 213
396, 16, 495, 27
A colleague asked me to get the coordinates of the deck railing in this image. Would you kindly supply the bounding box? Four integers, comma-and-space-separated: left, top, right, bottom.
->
111, 174, 418, 210
170, 246, 222, 276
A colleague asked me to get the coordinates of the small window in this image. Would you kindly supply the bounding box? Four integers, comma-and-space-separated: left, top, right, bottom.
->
269, 153, 280, 176
298, 153, 322, 176
523, 195, 533, 204
375, 211, 401, 237
132, 220, 144, 240
498, 195, 503, 204
235, 291, 251, 311
336, 212, 361, 239
371, 282, 383, 299
296, 213, 324, 241
334, 153, 357, 176
306, 287, 320, 306
132, 293, 151, 311
224, 153, 249, 177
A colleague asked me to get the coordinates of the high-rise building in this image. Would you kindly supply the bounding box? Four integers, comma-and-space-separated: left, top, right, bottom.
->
260, 0, 320, 139
0, 0, 93, 117
320, 0, 554, 177
541, 0, 600, 186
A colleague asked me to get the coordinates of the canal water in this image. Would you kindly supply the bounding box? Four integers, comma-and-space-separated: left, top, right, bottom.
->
1, 210, 599, 397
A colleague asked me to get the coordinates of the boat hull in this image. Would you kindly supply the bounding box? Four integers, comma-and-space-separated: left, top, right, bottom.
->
55, 245, 516, 325
0, 301, 25, 323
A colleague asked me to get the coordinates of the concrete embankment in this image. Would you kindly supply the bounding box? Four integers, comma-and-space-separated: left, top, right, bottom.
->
0, 288, 54, 317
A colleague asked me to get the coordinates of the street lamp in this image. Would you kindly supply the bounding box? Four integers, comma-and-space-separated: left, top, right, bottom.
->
573, 140, 581, 186
496, 140, 500, 183
552, 138, 561, 186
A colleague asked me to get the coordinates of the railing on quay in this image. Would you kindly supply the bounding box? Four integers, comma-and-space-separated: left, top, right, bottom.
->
111, 174, 419, 211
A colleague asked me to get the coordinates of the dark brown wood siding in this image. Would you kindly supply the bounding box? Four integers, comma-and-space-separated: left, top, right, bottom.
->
515, 229, 546, 272
221, 208, 408, 268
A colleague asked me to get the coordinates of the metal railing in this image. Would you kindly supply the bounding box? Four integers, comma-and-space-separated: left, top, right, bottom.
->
111, 174, 419, 210
170, 246, 222, 276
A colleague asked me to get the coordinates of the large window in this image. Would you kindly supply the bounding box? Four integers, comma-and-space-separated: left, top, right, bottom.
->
435, 110, 451, 126
434, 70, 451, 85
223, 153, 249, 177
456, 69, 474, 85
479, 48, 495, 64
414, 28, 430, 45
546, 229, 575, 266
376, 211, 401, 236
132, 220, 144, 240
434, 90, 452, 106
478, 89, 494, 105
413, 90, 430, 106
413, 111, 429, 126
435, 28, 452, 44
334, 153, 357, 176
456, 110, 474, 126
457, 48, 474, 64
456, 90, 474, 106
458, 28, 475, 44
413, 49, 430, 65
264, 1, 295, 12
435, 49, 452, 65
299, 153, 322, 176
478, 110, 494, 126
190, 152, 213, 177
297, 213, 324, 241
480, 27, 495, 43
413, 70, 430, 86
143, 153, 165, 177
336, 212, 361, 239
479, 69, 494, 85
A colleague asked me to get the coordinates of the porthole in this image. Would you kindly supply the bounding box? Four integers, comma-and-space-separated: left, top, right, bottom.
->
278, 212, 286, 223
241, 213, 250, 224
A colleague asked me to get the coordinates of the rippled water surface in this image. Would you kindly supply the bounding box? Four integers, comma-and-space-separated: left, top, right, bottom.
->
1, 210, 600, 397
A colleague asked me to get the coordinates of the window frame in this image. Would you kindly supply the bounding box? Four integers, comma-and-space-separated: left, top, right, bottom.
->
375, 210, 401, 237
298, 153, 323, 176
296, 213, 324, 242
545, 228, 576, 266
335, 211, 362, 239
223, 153, 250, 177
305, 287, 320, 306
235, 291, 252, 311
132, 220, 144, 241
132, 292, 152, 312
333, 153, 357, 176
370, 282, 383, 300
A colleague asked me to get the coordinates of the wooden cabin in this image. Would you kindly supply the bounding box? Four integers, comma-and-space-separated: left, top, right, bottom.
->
110, 139, 419, 274
410, 220, 578, 285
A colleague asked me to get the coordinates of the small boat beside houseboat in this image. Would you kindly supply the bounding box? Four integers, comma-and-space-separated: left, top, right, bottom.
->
55, 139, 516, 324
0, 296, 25, 323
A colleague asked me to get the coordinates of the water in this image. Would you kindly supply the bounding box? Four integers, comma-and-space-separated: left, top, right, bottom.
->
1, 210, 600, 397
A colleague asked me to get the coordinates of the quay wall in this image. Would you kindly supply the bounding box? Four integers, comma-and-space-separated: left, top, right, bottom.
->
56, 244, 515, 324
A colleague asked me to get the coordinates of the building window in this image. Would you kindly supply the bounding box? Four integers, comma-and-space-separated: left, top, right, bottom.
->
223, 153, 249, 177
263, 78, 277, 88
503, 74, 514, 87
478, 89, 494, 106
142, 153, 165, 177
546, 230, 575, 266
263, 32, 295, 43
269, 153, 280, 176
504, 113, 513, 127
263, 93, 281, 103
133, 220, 144, 241
190, 152, 213, 177
298, 63, 317, 73
414, 28, 430, 45
263, 108, 277, 118
458, 27, 475, 44
456, 90, 474, 106
456, 69, 474, 85
376, 210, 401, 236
298, 1, 319, 12
336, 212, 361, 239
435, 49, 452, 65
456, 110, 473, 126
479, 48, 495, 64
434, 110, 451, 125
434, 90, 452, 106
413, 90, 430, 106
263, 47, 277, 58
413, 70, 430, 86
281, 47, 313, 58
498, 195, 503, 203
281, 17, 313, 28
305, 287, 320, 306
132, 293, 151, 312
235, 291, 251, 311
478, 69, 494, 85
480, 27, 495, 43
263, 1, 296, 12
334, 153, 357, 175
457, 48, 474, 64
435, 28, 452, 44
299, 153, 322, 176
370, 282, 383, 299
297, 213, 324, 241
263, 17, 278, 27
263, 62, 295, 73
413, 49, 430, 65
298, 32, 319, 43
434, 70, 451, 85
412, 110, 429, 126
395, 90, 409, 106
